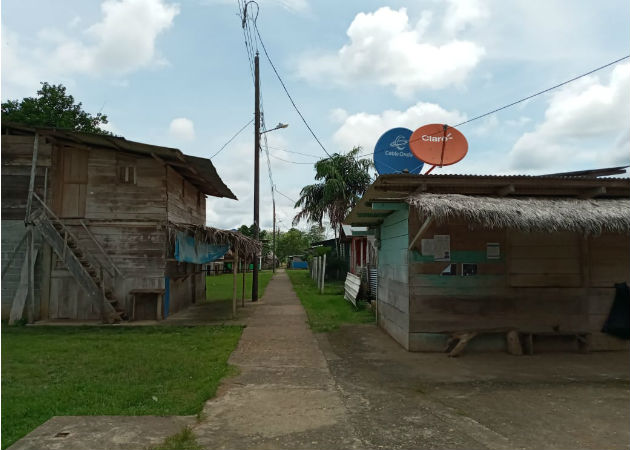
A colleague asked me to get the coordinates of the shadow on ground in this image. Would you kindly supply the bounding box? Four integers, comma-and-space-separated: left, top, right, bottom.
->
318, 323, 630, 450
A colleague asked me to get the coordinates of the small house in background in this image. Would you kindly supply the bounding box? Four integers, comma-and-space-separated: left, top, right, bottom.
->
341, 225, 376, 275
287, 255, 308, 269
345, 173, 630, 353
1, 122, 259, 323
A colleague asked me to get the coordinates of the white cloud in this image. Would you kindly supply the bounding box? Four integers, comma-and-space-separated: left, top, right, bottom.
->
298, 7, 485, 98
2, 0, 179, 98
332, 102, 467, 152
204, 133, 307, 231
56, 0, 179, 75
443, 0, 489, 35
169, 118, 196, 141
199, 0, 308, 13
329, 108, 349, 123
509, 63, 630, 170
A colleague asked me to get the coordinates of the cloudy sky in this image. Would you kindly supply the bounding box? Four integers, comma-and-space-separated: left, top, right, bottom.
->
2, 0, 629, 231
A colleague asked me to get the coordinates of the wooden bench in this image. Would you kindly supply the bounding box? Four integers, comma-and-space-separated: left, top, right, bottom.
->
129, 288, 165, 321
445, 328, 522, 357
520, 331, 591, 355
445, 329, 592, 357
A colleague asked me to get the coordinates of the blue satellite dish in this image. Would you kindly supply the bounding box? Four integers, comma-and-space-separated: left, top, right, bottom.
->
373, 127, 424, 175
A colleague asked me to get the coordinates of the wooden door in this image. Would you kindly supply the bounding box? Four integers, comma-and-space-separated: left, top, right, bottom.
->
57, 148, 88, 217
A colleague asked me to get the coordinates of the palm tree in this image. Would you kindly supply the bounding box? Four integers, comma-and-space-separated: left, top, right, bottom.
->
293, 147, 373, 241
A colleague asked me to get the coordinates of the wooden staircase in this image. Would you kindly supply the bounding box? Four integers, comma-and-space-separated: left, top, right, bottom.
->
30, 204, 126, 323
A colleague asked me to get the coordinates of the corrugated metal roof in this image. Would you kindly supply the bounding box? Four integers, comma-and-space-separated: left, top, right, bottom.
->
2, 121, 237, 200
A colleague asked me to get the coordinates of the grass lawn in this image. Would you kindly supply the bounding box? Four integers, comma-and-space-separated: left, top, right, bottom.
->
205, 270, 273, 302
287, 270, 374, 332
1, 325, 242, 450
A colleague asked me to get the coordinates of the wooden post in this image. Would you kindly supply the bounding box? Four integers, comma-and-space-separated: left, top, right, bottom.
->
232, 249, 238, 317
318, 256, 322, 291
506, 330, 523, 356
360, 239, 364, 271
25, 132, 39, 223
26, 227, 35, 323
320, 253, 326, 294
241, 256, 246, 307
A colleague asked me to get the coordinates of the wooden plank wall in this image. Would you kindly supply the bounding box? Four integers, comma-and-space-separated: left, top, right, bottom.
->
407, 207, 630, 336
1, 221, 44, 320
377, 206, 410, 349
1, 135, 51, 219
86, 149, 167, 220
45, 147, 170, 319
48, 223, 167, 317
1, 135, 51, 319
509, 232, 581, 287
166, 166, 205, 225
588, 233, 630, 330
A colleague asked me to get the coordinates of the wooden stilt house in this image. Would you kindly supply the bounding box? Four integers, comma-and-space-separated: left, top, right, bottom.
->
1, 122, 259, 323
345, 174, 630, 353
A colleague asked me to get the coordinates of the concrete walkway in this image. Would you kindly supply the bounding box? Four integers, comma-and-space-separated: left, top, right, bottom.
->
193, 269, 362, 449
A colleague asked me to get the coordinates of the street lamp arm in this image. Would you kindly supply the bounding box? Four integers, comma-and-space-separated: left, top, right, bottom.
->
261, 122, 289, 134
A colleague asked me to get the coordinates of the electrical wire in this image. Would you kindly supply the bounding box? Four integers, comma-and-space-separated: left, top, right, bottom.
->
253, 21, 332, 158
451, 54, 629, 129
269, 153, 317, 164
210, 118, 254, 159
275, 188, 297, 204
351, 55, 630, 160
265, 145, 323, 159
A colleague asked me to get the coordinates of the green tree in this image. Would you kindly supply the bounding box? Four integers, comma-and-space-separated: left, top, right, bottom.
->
275, 228, 310, 263
306, 225, 325, 245
293, 147, 372, 240
1, 82, 111, 134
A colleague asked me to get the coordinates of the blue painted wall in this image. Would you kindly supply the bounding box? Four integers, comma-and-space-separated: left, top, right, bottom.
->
377, 205, 410, 349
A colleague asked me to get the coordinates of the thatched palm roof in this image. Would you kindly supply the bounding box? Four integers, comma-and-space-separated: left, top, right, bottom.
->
407, 194, 630, 234
167, 223, 261, 257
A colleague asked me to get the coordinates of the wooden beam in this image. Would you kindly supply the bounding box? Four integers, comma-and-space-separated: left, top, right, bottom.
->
165, 160, 189, 168
408, 215, 433, 251
232, 249, 238, 318
372, 202, 407, 211
413, 183, 428, 194
358, 212, 391, 218
497, 184, 515, 197
241, 257, 246, 308
25, 132, 39, 222
579, 186, 606, 199
175, 153, 200, 175
1, 232, 28, 280
150, 152, 166, 165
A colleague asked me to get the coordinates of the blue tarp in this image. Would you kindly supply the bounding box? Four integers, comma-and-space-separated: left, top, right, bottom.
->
174, 232, 229, 264
291, 261, 308, 269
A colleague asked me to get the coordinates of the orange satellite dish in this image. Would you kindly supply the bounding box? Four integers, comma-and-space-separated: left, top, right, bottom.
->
409, 124, 468, 167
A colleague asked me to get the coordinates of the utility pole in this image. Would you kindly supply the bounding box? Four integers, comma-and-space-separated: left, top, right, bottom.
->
252, 52, 260, 302
272, 197, 276, 273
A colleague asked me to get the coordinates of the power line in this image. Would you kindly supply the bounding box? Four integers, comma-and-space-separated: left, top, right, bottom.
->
238, 0, 256, 86
253, 21, 332, 158
353, 55, 630, 160
269, 153, 316, 165
275, 188, 297, 204
210, 118, 253, 159
266, 145, 323, 159
451, 54, 630, 129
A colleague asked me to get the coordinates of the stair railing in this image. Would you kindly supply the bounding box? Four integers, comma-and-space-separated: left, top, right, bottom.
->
80, 220, 122, 278
30, 192, 113, 280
